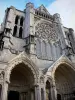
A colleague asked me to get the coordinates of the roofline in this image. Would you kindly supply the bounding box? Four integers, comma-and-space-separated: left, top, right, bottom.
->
8, 6, 24, 13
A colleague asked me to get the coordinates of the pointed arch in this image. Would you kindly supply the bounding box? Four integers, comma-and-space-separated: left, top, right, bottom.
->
46, 56, 75, 100
20, 17, 24, 26
15, 15, 19, 25
47, 56, 75, 80
4, 52, 39, 85
19, 27, 23, 38
13, 25, 17, 36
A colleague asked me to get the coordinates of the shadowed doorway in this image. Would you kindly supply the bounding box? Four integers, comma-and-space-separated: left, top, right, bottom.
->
8, 63, 35, 100
8, 91, 19, 100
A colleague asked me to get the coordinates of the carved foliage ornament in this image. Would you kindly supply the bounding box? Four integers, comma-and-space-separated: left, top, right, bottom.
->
35, 21, 58, 41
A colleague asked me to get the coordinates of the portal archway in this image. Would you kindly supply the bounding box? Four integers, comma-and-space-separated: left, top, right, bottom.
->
47, 57, 75, 100
8, 63, 35, 100
2, 53, 39, 100
55, 64, 75, 100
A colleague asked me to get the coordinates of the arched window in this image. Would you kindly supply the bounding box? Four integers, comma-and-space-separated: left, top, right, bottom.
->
36, 39, 41, 58
15, 15, 19, 25
37, 11, 38, 15
20, 17, 24, 26
13, 26, 17, 36
19, 27, 23, 38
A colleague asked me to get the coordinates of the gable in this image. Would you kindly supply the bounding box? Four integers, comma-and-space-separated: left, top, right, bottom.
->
37, 4, 50, 14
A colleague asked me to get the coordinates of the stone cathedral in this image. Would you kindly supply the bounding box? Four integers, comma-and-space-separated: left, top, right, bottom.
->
0, 2, 75, 100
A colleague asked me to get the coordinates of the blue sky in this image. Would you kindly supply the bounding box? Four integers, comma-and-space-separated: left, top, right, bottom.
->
0, 0, 75, 30
0, 0, 55, 9
0, 0, 55, 24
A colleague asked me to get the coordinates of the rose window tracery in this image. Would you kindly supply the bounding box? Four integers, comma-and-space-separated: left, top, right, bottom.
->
35, 21, 58, 41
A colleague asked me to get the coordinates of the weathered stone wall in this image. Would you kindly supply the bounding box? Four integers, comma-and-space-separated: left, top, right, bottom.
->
0, 2, 75, 71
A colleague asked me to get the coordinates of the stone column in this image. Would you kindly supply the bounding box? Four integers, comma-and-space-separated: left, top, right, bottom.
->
0, 84, 2, 100
1, 81, 8, 100
51, 82, 57, 100
43, 87, 46, 100
31, 90, 35, 100
35, 85, 41, 100
53, 13, 66, 55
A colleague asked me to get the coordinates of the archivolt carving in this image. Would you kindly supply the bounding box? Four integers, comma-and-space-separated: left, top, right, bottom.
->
4, 52, 39, 85
35, 21, 58, 41
47, 56, 75, 80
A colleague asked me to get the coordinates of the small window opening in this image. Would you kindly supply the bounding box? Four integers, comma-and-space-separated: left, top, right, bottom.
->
13, 26, 17, 36
19, 27, 22, 38
20, 17, 24, 26
15, 16, 19, 25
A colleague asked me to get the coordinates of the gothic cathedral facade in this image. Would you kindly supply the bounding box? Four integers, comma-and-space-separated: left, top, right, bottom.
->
0, 2, 75, 100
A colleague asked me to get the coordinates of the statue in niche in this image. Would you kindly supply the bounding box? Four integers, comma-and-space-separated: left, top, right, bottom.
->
0, 71, 4, 80
40, 77, 44, 84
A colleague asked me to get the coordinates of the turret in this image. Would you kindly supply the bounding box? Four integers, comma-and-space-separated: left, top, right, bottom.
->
23, 3, 35, 55
53, 13, 68, 55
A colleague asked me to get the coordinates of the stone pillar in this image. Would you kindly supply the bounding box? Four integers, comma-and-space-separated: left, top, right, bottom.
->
43, 87, 46, 100
0, 84, 2, 100
53, 13, 66, 55
69, 28, 75, 53
31, 90, 35, 100
23, 2, 36, 55
35, 85, 41, 100
2, 82, 8, 100
51, 81, 57, 100
23, 2, 35, 38
6, 6, 15, 30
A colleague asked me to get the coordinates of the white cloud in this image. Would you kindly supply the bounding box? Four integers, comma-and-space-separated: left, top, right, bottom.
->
47, 0, 75, 30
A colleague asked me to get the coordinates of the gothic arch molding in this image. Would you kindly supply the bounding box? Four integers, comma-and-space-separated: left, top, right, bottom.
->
46, 56, 75, 100
47, 56, 75, 80
4, 52, 39, 85
45, 76, 53, 86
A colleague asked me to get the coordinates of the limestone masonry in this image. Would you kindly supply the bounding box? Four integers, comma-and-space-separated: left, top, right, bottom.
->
0, 2, 75, 100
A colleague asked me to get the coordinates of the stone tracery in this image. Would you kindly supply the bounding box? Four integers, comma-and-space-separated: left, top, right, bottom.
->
35, 21, 58, 41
